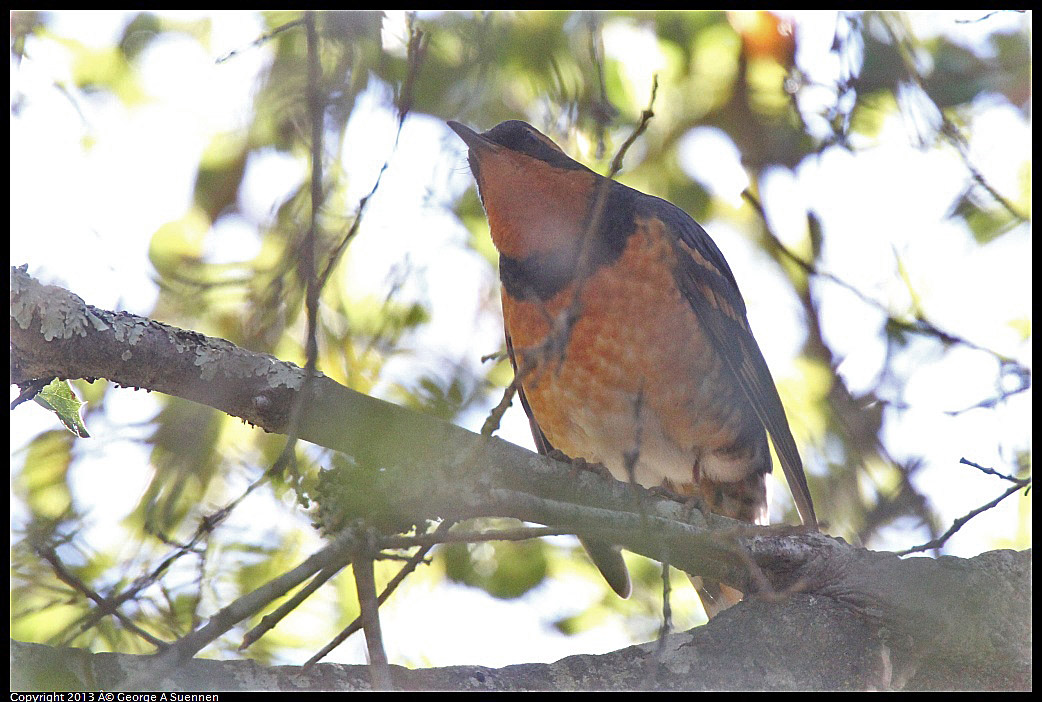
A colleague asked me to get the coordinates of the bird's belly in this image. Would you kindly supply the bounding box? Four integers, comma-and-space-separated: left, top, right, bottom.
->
562, 397, 702, 488
525, 361, 758, 489
503, 222, 768, 489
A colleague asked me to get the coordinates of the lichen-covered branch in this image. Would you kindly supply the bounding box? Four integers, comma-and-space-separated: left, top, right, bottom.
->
10, 266, 1031, 690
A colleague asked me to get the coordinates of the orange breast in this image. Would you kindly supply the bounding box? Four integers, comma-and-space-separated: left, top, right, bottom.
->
503, 215, 767, 509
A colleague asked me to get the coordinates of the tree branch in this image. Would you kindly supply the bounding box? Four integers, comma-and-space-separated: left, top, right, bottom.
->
10, 266, 1031, 689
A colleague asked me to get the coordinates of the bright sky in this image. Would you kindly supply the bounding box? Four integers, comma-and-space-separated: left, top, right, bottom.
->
10, 10, 1031, 668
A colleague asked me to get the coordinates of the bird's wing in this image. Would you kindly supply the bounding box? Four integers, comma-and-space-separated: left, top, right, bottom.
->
653, 199, 817, 527
504, 332, 633, 598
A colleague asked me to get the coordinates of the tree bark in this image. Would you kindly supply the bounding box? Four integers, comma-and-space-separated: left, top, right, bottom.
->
10, 553, 1031, 692
10, 267, 1032, 691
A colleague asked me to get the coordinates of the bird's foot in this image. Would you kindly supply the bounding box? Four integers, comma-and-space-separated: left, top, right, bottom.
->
547, 450, 615, 482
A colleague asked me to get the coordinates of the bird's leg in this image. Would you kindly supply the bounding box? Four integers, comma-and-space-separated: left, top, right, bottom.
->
646, 483, 692, 504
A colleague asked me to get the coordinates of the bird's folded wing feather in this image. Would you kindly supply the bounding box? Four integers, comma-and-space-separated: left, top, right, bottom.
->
657, 200, 817, 526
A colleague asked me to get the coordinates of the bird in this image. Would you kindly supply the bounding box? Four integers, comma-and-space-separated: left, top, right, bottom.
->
448, 119, 816, 616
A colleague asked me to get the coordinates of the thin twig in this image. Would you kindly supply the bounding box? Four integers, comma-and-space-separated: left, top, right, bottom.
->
879, 14, 1027, 224
585, 12, 617, 158
954, 10, 1026, 23
119, 530, 359, 690
304, 520, 455, 668
896, 476, 1031, 556
215, 17, 305, 64
395, 13, 427, 127
317, 18, 426, 289
656, 561, 673, 651
480, 376, 520, 437
265, 9, 326, 484
10, 377, 53, 409
353, 542, 393, 691
959, 457, 1026, 484
944, 369, 1031, 415
239, 557, 350, 651
608, 75, 657, 177
741, 188, 1024, 370
379, 525, 568, 550
37, 546, 168, 649
72, 513, 220, 638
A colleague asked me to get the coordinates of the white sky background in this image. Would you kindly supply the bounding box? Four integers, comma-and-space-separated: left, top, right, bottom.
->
10, 11, 1031, 668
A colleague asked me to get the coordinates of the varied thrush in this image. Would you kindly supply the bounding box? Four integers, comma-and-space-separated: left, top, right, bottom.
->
449, 119, 816, 616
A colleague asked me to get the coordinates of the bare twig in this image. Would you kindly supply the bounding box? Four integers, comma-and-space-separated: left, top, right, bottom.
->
10, 377, 53, 409
71, 512, 220, 640
585, 12, 618, 158
945, 366, 1031, 415
954, 10, 1026, 23
498, 76, 660, 424
266, 9, 326, 483
215, 17, 305, 64
878, 14, 1027, 224
609, 75, 658, 177
480, 376, 520, 437
395, 13, 428, 126
656, 561, 673, 649
316, 17, 426, 289
959, 457, 1026, 484
379, 525, 568, 549
304, 520, 455, 668
353, 542, 393, 690
119, 530, 359, 690
37, 546, 168, 649
741, 188, 1025, 371
239, 557, 350, 651
896, 474, 1031, 556
482, 75, 661, 441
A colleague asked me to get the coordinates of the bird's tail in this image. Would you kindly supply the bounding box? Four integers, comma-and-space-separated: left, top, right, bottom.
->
579, 537, 632, 599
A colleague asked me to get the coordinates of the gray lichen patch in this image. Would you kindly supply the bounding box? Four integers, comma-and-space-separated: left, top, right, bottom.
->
11, 264, 109, 340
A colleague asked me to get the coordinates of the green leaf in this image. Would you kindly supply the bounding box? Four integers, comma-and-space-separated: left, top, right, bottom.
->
33, 379, 90, 438
441, 536, 549, 599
